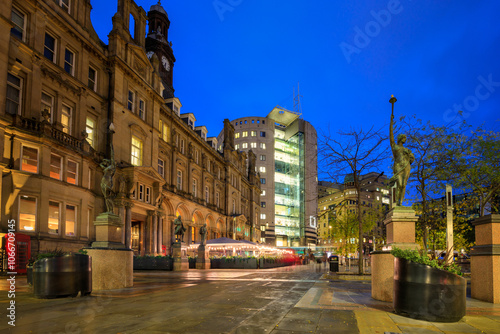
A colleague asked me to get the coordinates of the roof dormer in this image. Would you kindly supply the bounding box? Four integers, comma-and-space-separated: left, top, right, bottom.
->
180, 113, 196, 129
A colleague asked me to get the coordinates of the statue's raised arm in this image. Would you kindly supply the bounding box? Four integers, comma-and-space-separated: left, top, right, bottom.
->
388, 95, 413, 206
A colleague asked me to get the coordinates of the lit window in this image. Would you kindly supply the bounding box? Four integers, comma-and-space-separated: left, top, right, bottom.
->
250, 142, 257, 148
260, 155, 266, 161
160, 121, 169, 142
86, 117, 96, 148
131, 136, 143, 166
50, 153, 62, 180
158, 159, 164, 178
242, 131, 248, 137
260, 143, 266, 149
242, 143, 248, 149
251, 131, 256, 136
64, 48, 74, 76
260, 213, 266, 219
127, 90, 134, 112
139, 99, 145, 120
48, 201, 60, 234
6, 73, 22, 115
21, 146, 38, 173
65, 204, 76, 236
67, 159, 78, 185
88, 67, 97, 91
261, 202, 266, 208
260, 131, 266, 137
44, 33, 56, 62
41, 92, 54, 122
19, 195, 36, 232
235, 133, 240, 139
177, 170, 182, 190
11, 8, 26, 41
261, 190, 266, 196
259, 166, 266, 173
61, 105, 72, 134
235, 144, 239, 150
60, 0, 70, 13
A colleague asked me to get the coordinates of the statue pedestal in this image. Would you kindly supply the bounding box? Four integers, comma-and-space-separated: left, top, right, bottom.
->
88, 212, 133, 290
92, 212, 126, 249
172, 242, 189, 271
471, 214, 500, 303
196, 245, 211, 269
371, 207, 419, 302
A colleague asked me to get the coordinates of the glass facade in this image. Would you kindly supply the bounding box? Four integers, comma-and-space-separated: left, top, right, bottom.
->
274, 129, 305, 247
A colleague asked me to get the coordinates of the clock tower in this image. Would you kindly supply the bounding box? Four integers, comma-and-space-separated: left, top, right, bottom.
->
146, 1, 176, 99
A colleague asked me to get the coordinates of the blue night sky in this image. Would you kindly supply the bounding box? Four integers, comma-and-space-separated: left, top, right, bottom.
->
91, 0, 500, 139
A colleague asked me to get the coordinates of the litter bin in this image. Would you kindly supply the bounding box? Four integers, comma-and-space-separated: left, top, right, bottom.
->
329, 255, 339, 272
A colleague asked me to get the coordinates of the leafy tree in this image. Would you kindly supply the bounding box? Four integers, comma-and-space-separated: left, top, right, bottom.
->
319, 126, 389, 274
445, 128, 500, 216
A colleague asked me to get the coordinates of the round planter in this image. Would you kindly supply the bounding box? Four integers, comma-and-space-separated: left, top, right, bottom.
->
394, 257, 466, 322
33, 254, 92, 299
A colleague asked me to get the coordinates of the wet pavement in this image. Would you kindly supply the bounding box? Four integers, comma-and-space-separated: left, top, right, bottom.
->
0, 263, 499, 333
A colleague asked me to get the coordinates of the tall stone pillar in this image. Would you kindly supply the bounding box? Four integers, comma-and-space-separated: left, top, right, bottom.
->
471, 214, 500, 303
153, 213, 158, 255
124, 202, 133, 249
146, 210, 155, 254
157, 213, 163, 254
371, 207, 419, 302
187, 225, 192, 244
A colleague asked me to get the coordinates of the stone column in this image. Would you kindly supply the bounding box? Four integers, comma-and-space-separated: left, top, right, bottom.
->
124, 202, 133, 249
471, 214, 500, 303
157, 213, 163, 254
187, 225, 192, 244
371, 207, 419, 302
145, 210, 155, 254
152, 212, 158, 255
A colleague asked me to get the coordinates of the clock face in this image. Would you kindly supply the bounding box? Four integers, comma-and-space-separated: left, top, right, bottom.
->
162, 56, 170, 71
146, 51, 154, 59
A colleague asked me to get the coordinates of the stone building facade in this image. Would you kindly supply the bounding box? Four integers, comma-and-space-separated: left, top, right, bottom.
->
0, 0, 260, 256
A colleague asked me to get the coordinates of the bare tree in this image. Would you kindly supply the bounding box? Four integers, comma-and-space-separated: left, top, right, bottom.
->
319, 126, 390, 274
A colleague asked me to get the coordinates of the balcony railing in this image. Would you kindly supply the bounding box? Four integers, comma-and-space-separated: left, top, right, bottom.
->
12, 115, 101, 161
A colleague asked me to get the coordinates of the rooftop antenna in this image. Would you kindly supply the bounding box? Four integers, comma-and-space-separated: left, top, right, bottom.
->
293, 82, 302, 115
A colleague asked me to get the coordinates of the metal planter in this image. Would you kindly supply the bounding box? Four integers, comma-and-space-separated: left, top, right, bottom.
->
33, 254, 92, 298
393, 257, 466, 322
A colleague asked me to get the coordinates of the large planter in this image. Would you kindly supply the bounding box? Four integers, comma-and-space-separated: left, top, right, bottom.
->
393, 257, 466, 322
33, 254, 92, 299
210, 258, 258, 269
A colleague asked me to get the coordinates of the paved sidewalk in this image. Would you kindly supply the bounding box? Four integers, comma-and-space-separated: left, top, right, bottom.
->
1, 264, 499, 333
282, 274, 500, 333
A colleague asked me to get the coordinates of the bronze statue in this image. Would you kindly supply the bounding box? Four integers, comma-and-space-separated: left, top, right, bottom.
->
389, 96, 414, 206
199, 223, 207, 245
174, 215, 186, 242
100, 145, 117, 212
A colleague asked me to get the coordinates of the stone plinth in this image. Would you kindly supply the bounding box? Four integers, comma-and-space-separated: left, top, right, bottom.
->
92, 212, 126, 249
384, 207, 418, 244
85, 248, 133, 290
196, 245, 211, 270
371, 207, 419, 302
471, 214, 500, 303
172, 242, 189, 271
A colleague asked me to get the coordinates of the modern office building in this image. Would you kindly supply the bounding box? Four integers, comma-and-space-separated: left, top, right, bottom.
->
218, 106, 318, 247
0, 0, 261, 259
317, 172, 389, 253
